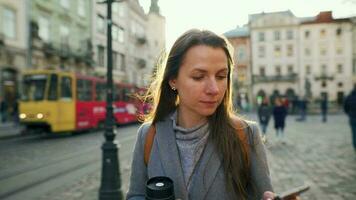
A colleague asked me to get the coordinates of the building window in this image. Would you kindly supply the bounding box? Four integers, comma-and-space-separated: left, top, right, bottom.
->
97, 45, 105, 67
1, 7, 16, 39
119, 53, 126, 71
60, 0, 70, 9
258, 32, 265, 42
113, 51, 118, 69
336, 28, 342, 36
78, 0, 85, 17
274, 31, 280, 40
274, 45, 281, 57
338, 82, 343, 87
337, 64, 343, 73
321, 81, 327, 88
275, 66, 281, 76
321, 64, 327, 75
336, 46, 343, 55
320, 29, 326, 38
97, 15, 105, 33
112, 24, 119, 41
38, 16, 49, 41
287, 30, 293, 40
305, 48, 311, 56
287, 65, 293, 75
258, 46, 265, 58
259, 66, 265, 76
287, 44, 293, 57
305, 30, 310, 38
113, 4, 125, 17
59, 25, 69, 45
237, 47, 245, 60
306, 65, 311, 74
320, 46, 327, 56
118, 27, 124, 43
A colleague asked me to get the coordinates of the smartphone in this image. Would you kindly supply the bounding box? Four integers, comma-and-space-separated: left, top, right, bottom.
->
274, 185, 310, 200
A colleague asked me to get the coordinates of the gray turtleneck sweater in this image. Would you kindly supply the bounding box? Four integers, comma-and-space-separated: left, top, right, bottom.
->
170, 111, 210, 189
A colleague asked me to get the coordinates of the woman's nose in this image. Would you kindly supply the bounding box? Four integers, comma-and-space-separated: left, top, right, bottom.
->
206, 79, 219, 95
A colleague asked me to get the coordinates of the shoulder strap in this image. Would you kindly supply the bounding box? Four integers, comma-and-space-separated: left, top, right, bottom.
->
144, 125, 156, 166
233, 118, 250, 167
143, 120, 250, 167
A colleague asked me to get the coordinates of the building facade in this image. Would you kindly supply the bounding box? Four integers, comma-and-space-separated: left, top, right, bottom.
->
300, 11, 353, 105
224, 26, 252, 110
92, 0, 165, 87
0, 0, 27, 119
249, 11, 300, 104
30, 0, 93, 73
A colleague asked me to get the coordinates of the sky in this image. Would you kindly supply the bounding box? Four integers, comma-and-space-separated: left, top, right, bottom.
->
139, 0, 356, 48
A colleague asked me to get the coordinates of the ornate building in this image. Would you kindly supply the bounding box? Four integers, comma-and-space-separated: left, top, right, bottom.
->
300, 11, 353, 105
249, 10, 300, 104
224, 25, 252, 110
29, 0, 93, 73
92, 0, 165, 87
0, 0, 27, 118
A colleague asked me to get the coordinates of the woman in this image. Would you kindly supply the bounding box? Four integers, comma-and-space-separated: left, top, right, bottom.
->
127, 29, 274, 200
273, 97, 288, 141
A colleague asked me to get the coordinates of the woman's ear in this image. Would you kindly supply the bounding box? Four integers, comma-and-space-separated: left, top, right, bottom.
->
169, 79, 176, 89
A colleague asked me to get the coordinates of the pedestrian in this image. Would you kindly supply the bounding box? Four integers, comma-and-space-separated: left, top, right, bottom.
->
320, 95, 328, 123
297, 97, 307, 121
127, 29, 274, 200
12, 100, 19, 125
0, 96, 8, 123
258, 97, 272, 142
273, 97, 288, 141
344, 84, 356, 150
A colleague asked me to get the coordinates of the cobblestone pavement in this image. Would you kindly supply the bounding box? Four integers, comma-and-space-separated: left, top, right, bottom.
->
38, 114, 356, 200
260, 114, 356, 200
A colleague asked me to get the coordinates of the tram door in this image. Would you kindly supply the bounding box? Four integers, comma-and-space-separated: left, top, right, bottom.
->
57, 75, 75, 131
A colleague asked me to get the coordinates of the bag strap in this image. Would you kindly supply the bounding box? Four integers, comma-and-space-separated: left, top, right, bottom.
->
144, 125, 156, 166
143, 121, 250, 167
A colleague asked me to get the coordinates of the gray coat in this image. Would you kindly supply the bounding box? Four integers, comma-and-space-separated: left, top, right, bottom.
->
126, 117, 273, 200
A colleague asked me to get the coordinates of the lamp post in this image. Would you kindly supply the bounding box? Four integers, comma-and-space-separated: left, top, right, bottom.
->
98, 0, 125, 199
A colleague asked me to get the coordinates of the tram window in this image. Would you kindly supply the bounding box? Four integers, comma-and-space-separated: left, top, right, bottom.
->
60, 77, 72, 99
48, 74, 58, 100
95, 82, 106, 101
21, 74, 47, 101
77, 79, 92, 101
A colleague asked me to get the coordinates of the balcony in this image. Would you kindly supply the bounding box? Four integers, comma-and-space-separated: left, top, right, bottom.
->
314, 74, 334, 81
253, 73, 298, 83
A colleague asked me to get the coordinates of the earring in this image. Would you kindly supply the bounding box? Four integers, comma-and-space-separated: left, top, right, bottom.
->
171, 86, 176, 91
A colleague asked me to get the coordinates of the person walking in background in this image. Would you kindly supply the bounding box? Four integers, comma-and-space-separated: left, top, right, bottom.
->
320, 95, 328, 123
0, 97, 7, 123
258, 97, 271, 142
344, 84, 356, 151
127, 29, 275, 200
273, 97, 288, 142
297, 97, 307, 121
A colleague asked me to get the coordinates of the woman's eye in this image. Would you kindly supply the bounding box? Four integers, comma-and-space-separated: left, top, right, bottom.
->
217, 75, 227, 80
192, 76, 203, 80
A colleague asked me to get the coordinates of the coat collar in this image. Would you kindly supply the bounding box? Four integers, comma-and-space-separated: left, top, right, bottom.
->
155, 117, 222, 200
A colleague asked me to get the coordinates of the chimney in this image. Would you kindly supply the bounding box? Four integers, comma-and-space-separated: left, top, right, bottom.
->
316, 11, 333, 23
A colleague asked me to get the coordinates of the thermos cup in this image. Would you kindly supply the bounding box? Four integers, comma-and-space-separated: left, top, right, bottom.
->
145, 176, 175, 200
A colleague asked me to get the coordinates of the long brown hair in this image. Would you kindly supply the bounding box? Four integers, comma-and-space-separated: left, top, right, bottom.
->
143, 29, 250, 198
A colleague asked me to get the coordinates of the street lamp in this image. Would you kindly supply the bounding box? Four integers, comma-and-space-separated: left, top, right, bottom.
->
97, 0, 125, 199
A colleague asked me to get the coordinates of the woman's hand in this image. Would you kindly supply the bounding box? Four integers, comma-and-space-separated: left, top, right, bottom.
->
263, 191, 275, 200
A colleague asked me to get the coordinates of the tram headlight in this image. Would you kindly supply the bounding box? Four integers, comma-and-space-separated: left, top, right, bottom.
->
36, 113, 44, 119
19, 113, 26, 119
